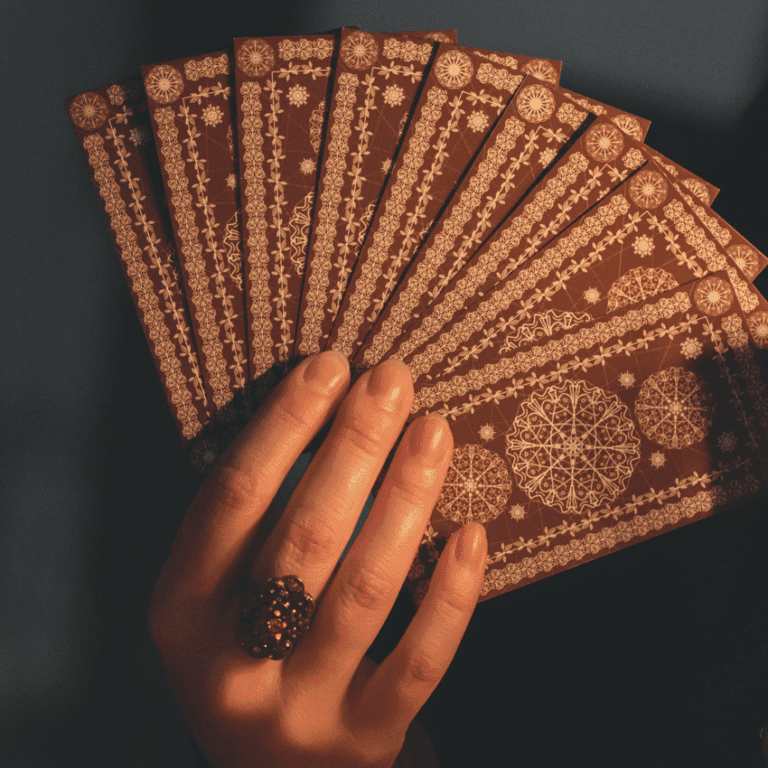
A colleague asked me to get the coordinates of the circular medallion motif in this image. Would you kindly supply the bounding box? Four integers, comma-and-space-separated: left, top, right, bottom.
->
434, 50, 474, 89
506, 380, 640, 515
635, 367, 715, 449
584, 122, 624, 162
437, 444, 512, 524
693, 275, 733, 316
611, 114, 644, 141
522, 59, 558, 85
189, 437, 221, 475
606, 267, 679, 311
629, 169, 668, 209
681, 177, 710, 206
144, 65, 184, 104
727, 244, 759, 281
237, 39, 275, 78
69, 92, 108, 130
340, 31, 378, 70
516, 84, 556, 123
747, 311, 768, 348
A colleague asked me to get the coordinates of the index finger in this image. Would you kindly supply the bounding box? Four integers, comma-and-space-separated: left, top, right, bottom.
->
151, 352, 350, 613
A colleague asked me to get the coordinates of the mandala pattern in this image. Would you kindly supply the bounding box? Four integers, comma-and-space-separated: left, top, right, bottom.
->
611, 114, 643, 141
201, 104, 223, 127
747, 311, 768, 347
237, 39, 275, 77
632, 234, 655, 258
680, 337, 703, 359
693, 275, 733, 316
727, 244, 760, 280
717, 431, 738, 452
287, 85, 309, 107
682, 177, 710, 205
437, 444, 512, 524
650, 451, 666, 468
106, 84, 125, 105
467, 110, 489, 132
69, 92, 108, 130
434, 50, 473, 89
584, 123, 624, 162
515, 84, 556, 123
506, 381, 640, 515
522, 59, 558, 84
340, 31, 378, 70
383, 85, 405, 107
635, 367, 715, 449
144, 65, 184, 104
606, 267, 679, 311
629, 169, 668, 209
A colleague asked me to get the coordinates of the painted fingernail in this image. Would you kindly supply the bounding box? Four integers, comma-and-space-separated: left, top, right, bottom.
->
409, 414, 449, 461
303, 350, 348, 394
455, 522, 486, 566
366, 359, 410, 411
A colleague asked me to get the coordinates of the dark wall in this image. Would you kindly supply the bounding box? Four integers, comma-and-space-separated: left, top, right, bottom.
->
1, 1, 767, 766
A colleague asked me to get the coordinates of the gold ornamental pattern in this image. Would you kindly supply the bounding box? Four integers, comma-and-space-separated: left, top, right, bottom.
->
693, 275, 734, 315
606, 267, 679, 311
82, 133, 204, 438
278, 38, 335, 60
635, 367, 715, 449
382, 38, 433, 65
185, 54, 230, 80
727, 245, 760, 281
237, 39, 275, 77
611, 114, 643, 141
747, 311, 768, 347
69, 92, 109, 130
330, 86, 448, 356
145, 65, 184, 104
515, 84, 556, 122
629, 169, 668, 208
299, 72, 358, 354
507, 380, 640, 515
396, 151, 593, 372
340, 31, 378, 69
584, 122, 624, 162
437, 445, 512, 524
240, 80, 274, 377
522, 59, 558, 84
153, 106, 232, 408
434, 50, 473, 89
412, 291, 693, 414
360, 112, 528, 367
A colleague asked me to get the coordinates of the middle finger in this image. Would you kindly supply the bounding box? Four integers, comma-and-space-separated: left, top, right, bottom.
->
251, 358, 414, 608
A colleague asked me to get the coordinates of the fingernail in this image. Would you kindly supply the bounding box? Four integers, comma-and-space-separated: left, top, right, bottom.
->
366, 359, 410, 412
408, 414, 449, 461
303, 350, 348, 395
455, 522, 486, 566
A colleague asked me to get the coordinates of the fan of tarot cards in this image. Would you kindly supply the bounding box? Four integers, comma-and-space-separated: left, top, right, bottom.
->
66, 27, 768, 606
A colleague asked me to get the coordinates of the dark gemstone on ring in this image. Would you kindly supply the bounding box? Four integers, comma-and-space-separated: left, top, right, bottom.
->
236, 575, 314, 660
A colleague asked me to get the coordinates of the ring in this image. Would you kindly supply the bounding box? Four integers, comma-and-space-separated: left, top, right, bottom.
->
236, 575, 315, 660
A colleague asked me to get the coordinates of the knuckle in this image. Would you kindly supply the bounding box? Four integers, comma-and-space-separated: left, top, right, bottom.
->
338, 413, 393, 461
280, 511, 339, 568
434, 584, 475, 624
203, 463, 261, 515
403, 649, 445, 687
336, 563, 394, 614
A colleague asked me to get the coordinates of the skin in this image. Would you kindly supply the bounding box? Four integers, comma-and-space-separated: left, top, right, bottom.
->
148, 351, 488, 768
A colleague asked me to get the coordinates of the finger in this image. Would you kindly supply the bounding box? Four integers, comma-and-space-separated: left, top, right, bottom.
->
294, 413, 452, 681
151, 351, 350, 610
251, 359, 414, 614
357, 522, 487, 734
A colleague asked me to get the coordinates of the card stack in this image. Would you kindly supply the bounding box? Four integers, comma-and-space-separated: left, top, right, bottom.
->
67, 28, 768, 604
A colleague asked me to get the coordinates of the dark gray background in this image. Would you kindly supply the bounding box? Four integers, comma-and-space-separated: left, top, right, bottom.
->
2, 1, 768, 766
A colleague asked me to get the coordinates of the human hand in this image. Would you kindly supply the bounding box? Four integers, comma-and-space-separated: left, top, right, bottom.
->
148, 351, 487, 768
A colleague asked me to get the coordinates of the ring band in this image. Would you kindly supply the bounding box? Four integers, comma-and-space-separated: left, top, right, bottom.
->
236, 575, 315, 660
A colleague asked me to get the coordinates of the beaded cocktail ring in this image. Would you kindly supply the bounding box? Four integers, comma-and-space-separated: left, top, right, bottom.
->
236, 575, 315, 660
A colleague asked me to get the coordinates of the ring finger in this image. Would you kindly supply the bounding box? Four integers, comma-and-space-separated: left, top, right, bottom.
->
250, 358, 414, 622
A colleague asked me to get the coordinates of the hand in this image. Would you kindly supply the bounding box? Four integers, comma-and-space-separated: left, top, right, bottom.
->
148, 352, 488, 768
